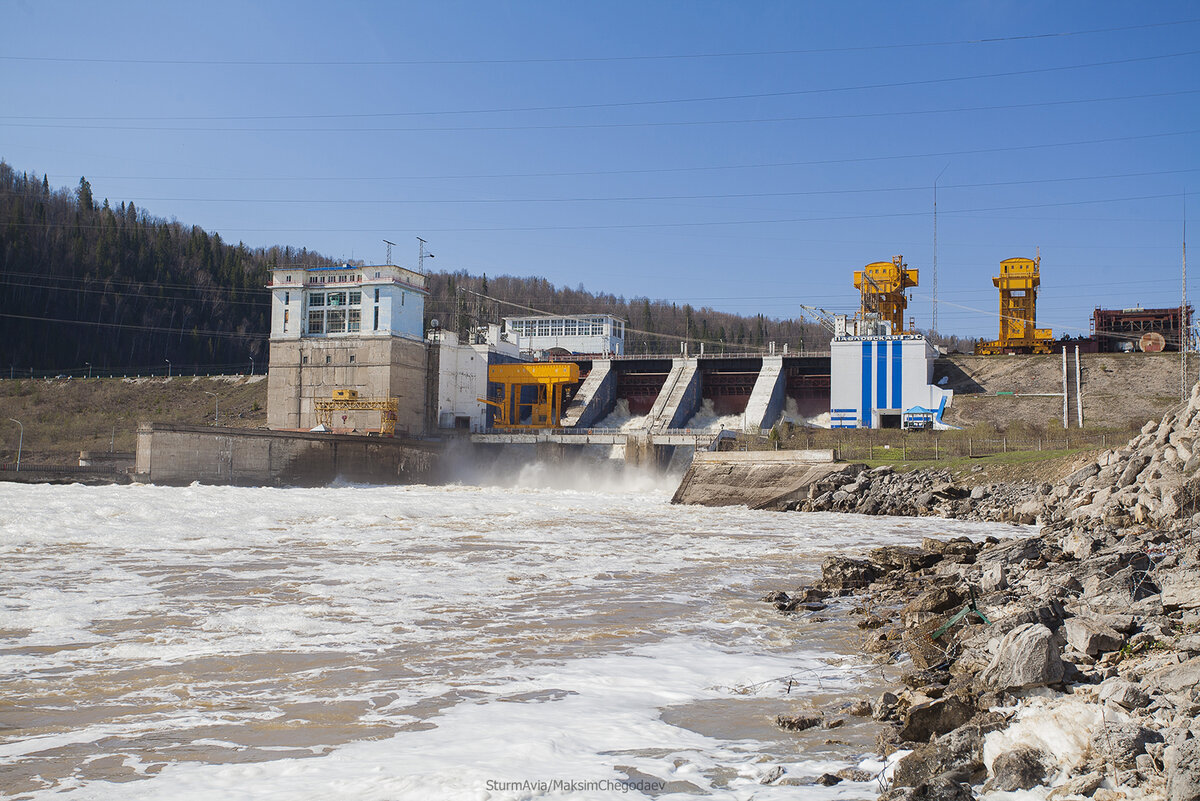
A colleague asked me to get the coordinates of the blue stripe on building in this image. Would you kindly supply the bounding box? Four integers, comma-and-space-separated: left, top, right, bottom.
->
876, 341, 887, 410
860, 342, 872, 427
891, 340, 903, 410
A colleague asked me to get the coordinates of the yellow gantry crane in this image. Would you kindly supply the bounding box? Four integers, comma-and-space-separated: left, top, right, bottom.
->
854, 255, 918, 334
976, 256, 1053, 355
314, 389, 400, 436
479, 362, 579, 429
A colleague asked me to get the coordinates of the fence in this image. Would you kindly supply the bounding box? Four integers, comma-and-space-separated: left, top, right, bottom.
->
745, 430, 1122, 463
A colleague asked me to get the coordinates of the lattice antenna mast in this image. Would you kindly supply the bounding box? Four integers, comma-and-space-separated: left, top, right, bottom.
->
417, 237, 434, 274
933, 164, 949, 335
383, 239, 396, 266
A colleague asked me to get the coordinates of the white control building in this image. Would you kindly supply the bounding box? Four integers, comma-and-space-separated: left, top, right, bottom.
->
502, 314, 626, 356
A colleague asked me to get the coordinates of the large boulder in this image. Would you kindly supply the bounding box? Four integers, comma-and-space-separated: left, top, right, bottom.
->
1090, 723, 1163, 770
818, 556, 880, 592
898, 696, 975, 743
1064, 616, 1124, 657
980, 623, 1065, 691
985, 745, 1049, 792
1165, 738, 1200, 801
891, 715, 1006, 789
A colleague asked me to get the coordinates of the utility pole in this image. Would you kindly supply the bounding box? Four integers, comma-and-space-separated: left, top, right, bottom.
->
933, 164, 949, 336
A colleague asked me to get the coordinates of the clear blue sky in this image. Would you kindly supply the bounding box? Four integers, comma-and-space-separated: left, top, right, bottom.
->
3, 1, 1198, 339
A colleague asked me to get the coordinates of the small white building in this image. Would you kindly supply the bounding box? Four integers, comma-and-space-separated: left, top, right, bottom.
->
829, 333, 953, 429
429, 325, 520, 432
502, 314, 625, 356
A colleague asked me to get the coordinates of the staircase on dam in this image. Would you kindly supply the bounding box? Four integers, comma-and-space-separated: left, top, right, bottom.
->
560, 360, 616, 428
647, 358, 702, 432
742, 356, 785, 432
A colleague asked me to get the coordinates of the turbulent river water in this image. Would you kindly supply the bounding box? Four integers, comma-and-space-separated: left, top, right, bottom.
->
0, 469, 1026, 800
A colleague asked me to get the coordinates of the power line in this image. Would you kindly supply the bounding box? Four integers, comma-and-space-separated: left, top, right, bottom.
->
42, 128, 1200, 183
8, 88, 1195, 127
3, 52, 1197, 127
2, 18, 1195, 67
0, 312, 267, 340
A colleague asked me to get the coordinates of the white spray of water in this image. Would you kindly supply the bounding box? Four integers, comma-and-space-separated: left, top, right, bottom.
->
683, 399, 745, 432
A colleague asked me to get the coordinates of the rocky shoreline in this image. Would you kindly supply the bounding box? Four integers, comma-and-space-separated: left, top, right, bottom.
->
762, 386, 1200, 800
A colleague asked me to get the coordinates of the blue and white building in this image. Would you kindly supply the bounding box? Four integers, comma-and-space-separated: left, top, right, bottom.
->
502, 314, 625, 356
829, 332, 953, 429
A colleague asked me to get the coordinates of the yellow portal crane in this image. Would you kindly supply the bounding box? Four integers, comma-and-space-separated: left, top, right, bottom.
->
854, 255, 918, 334
314, 389, 400, 436
975, 256, 1054, 355
479, 362, 579, 429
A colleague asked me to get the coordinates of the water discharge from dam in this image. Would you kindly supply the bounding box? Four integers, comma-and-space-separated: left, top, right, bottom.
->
0, 478, 1027, 799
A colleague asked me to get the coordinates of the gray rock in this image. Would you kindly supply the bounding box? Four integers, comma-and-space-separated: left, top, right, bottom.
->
898, 697, 974, 743
981, 623, 1065, 691
892, 716, 1003, 789
1098, 678, 1150, 710
1147, 655, 1200, 694
1119, 454, 1150, 487
819, 556, 880, 591
775, 712, 822, 731
1091, 723, 1163, 769
986, 745, 1048, 792
874, 691, 900, 721
1047, 771, 1104, 799
1066, 463, 1101, 487
981, 563, 1008, 592
1165, 738, 1200, 801
1162, 570, 1200, 610
1065, 617, 1125, 657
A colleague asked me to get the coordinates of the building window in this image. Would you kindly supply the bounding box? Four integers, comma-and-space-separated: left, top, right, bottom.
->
328, 308, 346, 333
325, 355, 331, 364
285, 275, 292, 282
348, 308, 361, 332
374, 288, 380, 302
302, 355, 309, 364
308, 310, 324, 334
349, 290, 362, 305
284, 291, 290, 305
374, 307, 379, 330
284, 309, 289, 332
309, 293, 324, 307
401, 291, 405, 306
349, 354, 356, 363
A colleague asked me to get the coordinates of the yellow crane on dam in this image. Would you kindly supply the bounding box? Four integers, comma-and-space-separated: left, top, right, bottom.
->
479, 362, 579, 429
315, 389, 399, 436
975, 256, 1053, 355
854, 255, 918, 334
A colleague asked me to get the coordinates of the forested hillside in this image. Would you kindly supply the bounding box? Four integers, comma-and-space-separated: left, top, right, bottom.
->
1, 161, 967, 375
0, 161, 332, 375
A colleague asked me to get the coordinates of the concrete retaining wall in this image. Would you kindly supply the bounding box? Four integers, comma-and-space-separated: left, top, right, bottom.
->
671, 449, 853, 509
135, 423, 440, 486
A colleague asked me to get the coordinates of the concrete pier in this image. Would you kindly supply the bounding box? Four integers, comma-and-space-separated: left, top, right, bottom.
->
560, 359, 616, 428
135, 423, 439, 486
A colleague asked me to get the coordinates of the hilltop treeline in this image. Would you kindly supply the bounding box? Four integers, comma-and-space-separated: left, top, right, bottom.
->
0, 162, 332, 374
426, 272, 828, 354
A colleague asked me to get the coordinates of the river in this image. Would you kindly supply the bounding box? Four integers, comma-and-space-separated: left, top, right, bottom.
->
0, 470, 1025, 800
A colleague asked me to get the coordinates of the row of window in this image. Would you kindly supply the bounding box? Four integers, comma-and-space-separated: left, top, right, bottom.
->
506, 317, 621, 338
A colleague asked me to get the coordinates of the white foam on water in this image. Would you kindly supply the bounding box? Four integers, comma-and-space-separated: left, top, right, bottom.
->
683, 399, 745, 433
0, 482, 1031, 799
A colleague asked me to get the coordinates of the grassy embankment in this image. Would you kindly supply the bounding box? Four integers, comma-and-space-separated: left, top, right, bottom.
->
0, 376, 268, 464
